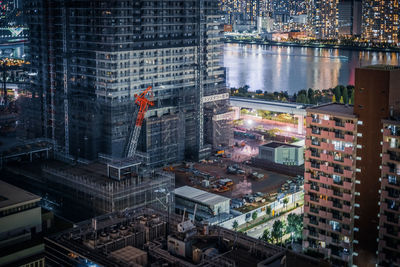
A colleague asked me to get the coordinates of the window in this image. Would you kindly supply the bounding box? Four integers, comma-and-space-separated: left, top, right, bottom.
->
388, 175, 397, 185
333, 175, 341, 184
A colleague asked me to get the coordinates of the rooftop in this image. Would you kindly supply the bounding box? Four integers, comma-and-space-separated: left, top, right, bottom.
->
174, 186, 230, 206
363, 64, 400, 71
0, 180, 41, 210
262, 141, 300, 149
306, 103, 355, 117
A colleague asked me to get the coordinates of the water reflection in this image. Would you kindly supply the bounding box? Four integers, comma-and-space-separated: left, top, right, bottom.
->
223, 43, 400, 94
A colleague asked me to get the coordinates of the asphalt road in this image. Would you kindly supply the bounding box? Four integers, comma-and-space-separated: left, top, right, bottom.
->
246, 206, 303, 239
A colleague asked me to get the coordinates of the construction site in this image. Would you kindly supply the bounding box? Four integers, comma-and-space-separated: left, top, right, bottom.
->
2, 158, 175, 221
45, 207, 328, 267
22, 0, 233, 168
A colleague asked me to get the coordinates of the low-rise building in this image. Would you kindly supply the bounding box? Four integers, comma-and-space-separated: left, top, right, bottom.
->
0, 180, 45, 266
174, 186, 231, 224
258, 141, 304, 166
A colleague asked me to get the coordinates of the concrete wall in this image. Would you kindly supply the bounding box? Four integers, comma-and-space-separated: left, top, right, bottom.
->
275, 146, 304, 166
259, 145, 304, 166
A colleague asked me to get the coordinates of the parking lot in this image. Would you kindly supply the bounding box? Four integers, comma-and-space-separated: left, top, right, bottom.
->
174, 159, 291, 199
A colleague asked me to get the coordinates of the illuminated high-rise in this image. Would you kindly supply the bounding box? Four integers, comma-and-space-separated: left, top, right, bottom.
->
362, 0, 399, 44
308, 0, 339, 39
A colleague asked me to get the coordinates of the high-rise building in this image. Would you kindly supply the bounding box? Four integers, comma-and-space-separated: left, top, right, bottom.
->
338, 0, 362, 37
303, 65, 400, 266
362, 0, 399, 44
353, 65, 400, 266
378, 119, 400, 265
23, 0, 231, 166
308, 0, 339, 39
303, 103, 357, 266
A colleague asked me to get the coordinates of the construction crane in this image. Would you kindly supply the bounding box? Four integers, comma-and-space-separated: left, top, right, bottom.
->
124, 86, 154, 158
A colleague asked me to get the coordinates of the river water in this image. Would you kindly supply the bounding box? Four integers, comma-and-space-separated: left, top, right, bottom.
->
223, 43, 400, 94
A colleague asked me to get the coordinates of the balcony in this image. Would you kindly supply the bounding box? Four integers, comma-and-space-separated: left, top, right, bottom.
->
311, 151, 321, 159
320, 165, 333, 174
342, 216, 351, 225
310, 196, 320, 204
333, 168, 344, 175
311, 162, 321, 170
334, 132, 345, 140
343, 169, 354, 179
344, 134, 354, 143
343, 157, 353, 167
320, 175, 331, 184
343, 192, 352, 202
305, 162, 311, 170
332, 201, 343, 210
320, 199, 333, 209
321, 142, 334, 151
344, 146, 354, 155
345, 122, 355, 131
321, 119, 335, 128
321, 130, 331, 139
335, 120, 345, 128
342, 204, 352, 213
389, 153, 400, 162
382, 177, 400, 189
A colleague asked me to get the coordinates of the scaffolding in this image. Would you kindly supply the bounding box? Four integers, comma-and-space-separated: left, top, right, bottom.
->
41, 161, 175, 215
24, 0, 231, 166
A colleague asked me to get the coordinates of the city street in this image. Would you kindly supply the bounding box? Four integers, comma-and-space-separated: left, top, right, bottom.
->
246, 205, 303, 239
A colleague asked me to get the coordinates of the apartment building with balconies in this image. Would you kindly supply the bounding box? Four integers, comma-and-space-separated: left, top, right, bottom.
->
378, 120, 400, 266
303, 103, 357, 266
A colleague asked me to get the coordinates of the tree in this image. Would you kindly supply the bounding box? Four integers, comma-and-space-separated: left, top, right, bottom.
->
272, 220, 286, 244
240, 108, 249, 115
252, 211, 258, 221
238, 85, 250, 94
286, 214, 303, 242
283, 198, 289, 210
342, 86, 349, 104
339, 96, 344, 104
332, 95, 336, 103
261, 229, 273, 243
350, 87, 355, 105
334, 86, 342, 101
266, 206, 272, 216
232, 220, 239, 231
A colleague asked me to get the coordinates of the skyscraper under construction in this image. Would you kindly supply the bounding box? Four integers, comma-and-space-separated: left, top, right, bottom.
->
23, 0, 232, 166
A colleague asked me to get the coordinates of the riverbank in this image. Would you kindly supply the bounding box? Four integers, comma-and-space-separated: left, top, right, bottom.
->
224, 38, 400, 53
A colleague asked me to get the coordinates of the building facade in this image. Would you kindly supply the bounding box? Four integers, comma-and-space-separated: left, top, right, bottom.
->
303, 66, 400, 266
0, 180, 45, 267
362, 0, 399, 44
353, 65, 400, 266
23, 0, 231, 166
258, 141, 304, 166
303, 103, 357, 266
378, 119, 400, 265
174, 186, 230, 224
338, 0, 362, 37
308, 0, 339, 39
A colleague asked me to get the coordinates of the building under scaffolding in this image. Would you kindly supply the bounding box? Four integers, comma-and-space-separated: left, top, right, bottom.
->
23, 0, 232, 167
40, 161, 175, 215
45, 207, 330, 267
